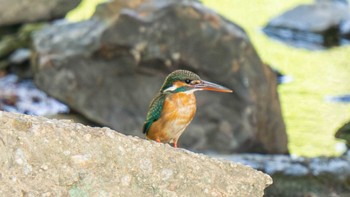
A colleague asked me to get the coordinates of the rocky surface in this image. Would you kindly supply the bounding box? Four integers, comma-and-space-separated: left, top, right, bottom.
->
0, 111, 272, 196
0, 0, 81, 26
263, 0, 350, 49
218, 154, 350, 197
32, 0, 288, 154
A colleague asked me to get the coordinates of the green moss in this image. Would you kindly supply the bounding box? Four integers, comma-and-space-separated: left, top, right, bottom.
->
0, 23, 43, 59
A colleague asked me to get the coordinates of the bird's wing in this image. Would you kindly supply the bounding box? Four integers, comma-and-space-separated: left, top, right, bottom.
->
143, 93, 166, 134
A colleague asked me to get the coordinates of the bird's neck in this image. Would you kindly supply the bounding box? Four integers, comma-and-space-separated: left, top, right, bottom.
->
166, 92, 196, 108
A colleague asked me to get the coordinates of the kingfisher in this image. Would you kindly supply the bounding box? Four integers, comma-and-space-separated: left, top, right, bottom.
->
143, 70, 232, 148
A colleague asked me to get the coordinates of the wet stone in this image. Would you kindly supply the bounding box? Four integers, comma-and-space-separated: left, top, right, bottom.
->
263, 1, 350, 49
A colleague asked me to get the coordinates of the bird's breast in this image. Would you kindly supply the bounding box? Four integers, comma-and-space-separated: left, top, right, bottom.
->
164, 92, 197, 125
147, 92, 196, 143
163, 93, 196, 140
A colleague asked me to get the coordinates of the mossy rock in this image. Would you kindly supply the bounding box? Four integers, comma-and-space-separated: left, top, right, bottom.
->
0, 23, 45, 60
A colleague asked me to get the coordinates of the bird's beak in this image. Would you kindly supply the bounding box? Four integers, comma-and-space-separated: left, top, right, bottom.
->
194, 80, 233, 93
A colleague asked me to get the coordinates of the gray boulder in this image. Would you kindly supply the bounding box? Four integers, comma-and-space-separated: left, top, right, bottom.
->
267, 1, 349, 32
0, 0, 81, 26
264, 1, 350, 49
0, 111, 272, 196
32, 0, 288, 154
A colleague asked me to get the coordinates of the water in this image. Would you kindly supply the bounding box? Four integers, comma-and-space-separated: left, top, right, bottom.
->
0, 74, 69, 116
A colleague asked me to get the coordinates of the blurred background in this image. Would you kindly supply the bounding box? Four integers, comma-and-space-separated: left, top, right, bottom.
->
69, 0, 350, 157
202, 0, 350, 157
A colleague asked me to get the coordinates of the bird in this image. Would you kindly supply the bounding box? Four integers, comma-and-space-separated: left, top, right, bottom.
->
143, 70, 232, 148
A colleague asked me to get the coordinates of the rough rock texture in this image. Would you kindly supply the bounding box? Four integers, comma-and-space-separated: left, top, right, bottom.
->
32, 0, 288, 154
0, 0, 81, 26
0, 111, 272, 196
218, 154, 350, 197
263, 1, 350, 49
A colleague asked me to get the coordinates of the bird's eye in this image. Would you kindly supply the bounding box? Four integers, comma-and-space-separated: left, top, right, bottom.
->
185, 79, 192, 84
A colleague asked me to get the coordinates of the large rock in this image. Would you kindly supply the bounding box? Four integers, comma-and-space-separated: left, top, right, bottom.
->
0, 0, 81, 26
0, 111, 272, 196
219, 154, 350, 196
32, 0, 288, 154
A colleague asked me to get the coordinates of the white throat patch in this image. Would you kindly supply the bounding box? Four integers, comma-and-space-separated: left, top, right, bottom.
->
163, 85, 177, 93
163, 85, 199, 94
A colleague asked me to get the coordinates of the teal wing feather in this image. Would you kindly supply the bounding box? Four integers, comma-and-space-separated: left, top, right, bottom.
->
143, 93, 166, 134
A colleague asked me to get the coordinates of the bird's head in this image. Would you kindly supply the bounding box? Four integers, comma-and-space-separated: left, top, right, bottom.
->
160, 70, 232, 94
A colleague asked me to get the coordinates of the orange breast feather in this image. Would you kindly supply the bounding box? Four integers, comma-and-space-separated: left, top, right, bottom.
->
147, 92, 196, 143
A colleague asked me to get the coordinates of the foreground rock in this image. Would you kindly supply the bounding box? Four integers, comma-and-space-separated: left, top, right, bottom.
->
32, 0, 288, 154
219, 154, 350, 196
263, 0, 350, 49
0, 0, 81, 26
0, 111, 272, 196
